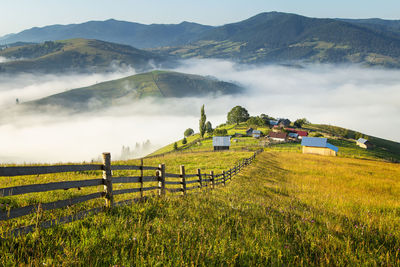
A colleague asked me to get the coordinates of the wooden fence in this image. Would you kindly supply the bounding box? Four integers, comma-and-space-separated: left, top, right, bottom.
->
0, 149, 263, 237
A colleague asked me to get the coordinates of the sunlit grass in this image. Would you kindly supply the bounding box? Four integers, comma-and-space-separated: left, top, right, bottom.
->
1, 151, 400, 265
0, 151, 253, 237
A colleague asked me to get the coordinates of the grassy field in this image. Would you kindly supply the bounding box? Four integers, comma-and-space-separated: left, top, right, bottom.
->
0, 151, 253, 238
1, 151, 399, 265
306, 124, 400, 161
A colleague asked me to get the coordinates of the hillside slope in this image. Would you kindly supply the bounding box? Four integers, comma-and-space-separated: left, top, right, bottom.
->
339, 18, 400, 36
2, 13, 400, 67
149, 122, 400, 162
0, 19, 213, 49
0, 39, 172, 73
1, 151, 399, 265
156, 12, 400, 67
25, 70, 243, 110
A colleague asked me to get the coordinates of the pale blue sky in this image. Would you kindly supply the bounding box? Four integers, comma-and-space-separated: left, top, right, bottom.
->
1, 0, 400, 36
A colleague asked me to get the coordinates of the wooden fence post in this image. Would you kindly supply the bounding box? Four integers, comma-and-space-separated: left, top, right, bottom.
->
157, 164, 166, 196
222, 171, 226, 186
102, 152, 113, 208
197, 168, 202, 188
210, 171, 215, 189
180, 165, 186, 195
140, 159, 144, 199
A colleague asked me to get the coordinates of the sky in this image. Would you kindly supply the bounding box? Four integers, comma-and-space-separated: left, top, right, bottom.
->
1, 0, 400, 36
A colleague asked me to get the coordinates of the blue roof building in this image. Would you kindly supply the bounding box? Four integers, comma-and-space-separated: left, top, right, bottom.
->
301, 137, 338, 156
252, 130, 262, 138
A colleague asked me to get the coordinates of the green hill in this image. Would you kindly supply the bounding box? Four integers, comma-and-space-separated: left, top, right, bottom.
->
149, 122, 400, 162
0, 39, 172, 73
155, 12, 400, 67
25, 70, 243, 110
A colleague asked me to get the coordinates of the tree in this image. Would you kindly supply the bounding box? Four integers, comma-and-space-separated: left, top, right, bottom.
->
173, 142, 178, 150
246, 116, 265, 127
294, 118, 309, 128
182, 137, 187, 144
199, 105, 206, 138
227, 106, 249, 125
213, 128, 228, 136
184, 128, 194, 137
206, 121, 213, 134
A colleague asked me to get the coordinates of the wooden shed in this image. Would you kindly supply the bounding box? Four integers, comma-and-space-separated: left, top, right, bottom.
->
301, 137, 338, 156
213, 136, 230, 151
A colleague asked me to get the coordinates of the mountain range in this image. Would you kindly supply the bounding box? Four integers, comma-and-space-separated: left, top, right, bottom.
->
1, 12, 400, 68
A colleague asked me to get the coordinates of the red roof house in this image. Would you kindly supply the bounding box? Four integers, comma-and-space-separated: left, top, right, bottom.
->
268, 132, 287, 142
296, 131, 308, 138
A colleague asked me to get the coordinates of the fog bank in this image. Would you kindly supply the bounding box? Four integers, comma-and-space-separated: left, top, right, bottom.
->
0, 61, 399, 163
0, 68, 136, 107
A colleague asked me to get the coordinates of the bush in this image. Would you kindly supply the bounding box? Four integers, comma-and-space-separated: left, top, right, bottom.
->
246, 116, 265, 126
213, 129, 228, 136
184, 128, 194, 137
173, 142, 178, 150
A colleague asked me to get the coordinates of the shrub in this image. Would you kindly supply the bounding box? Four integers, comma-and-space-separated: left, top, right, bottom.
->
184, 128, 194, 137
213, 128, 228, 136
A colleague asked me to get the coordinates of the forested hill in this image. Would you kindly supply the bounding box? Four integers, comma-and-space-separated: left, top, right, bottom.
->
2, 12, 400, 67
156, 12, 400, 67
0, 19, 213, 49
24, 70, 243, 111
0, 39, 173, 73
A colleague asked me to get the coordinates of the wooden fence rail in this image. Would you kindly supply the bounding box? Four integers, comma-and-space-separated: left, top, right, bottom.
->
0, 149, 263, 237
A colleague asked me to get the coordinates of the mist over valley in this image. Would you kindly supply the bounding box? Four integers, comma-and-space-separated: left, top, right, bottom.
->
1, 58, 399, 163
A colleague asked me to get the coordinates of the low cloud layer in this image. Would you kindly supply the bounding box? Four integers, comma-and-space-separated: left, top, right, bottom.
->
0, 60, 399, 163
0, 68, 136, 107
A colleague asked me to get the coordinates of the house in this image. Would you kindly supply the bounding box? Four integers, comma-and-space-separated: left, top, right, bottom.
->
213, 136, 230, 151
269, 120, 279, 127
278, 119, 291, 127
252, 130, 262, 138
296, 131, 308, 139
246, 128, 254, 136
285, 128, 296, 132
288, 132, 299, 139
356, 138, 373, 149
268, 132, 287, 142
301, 137, 338, 156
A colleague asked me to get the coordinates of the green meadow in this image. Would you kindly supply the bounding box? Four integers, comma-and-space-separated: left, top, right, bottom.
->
1, 121, 400, 265
1, 151, 400, 265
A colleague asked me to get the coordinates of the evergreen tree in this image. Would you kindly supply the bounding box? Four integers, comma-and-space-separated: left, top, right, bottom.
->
206, 121, 213, 134
199, 105, 206, 138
